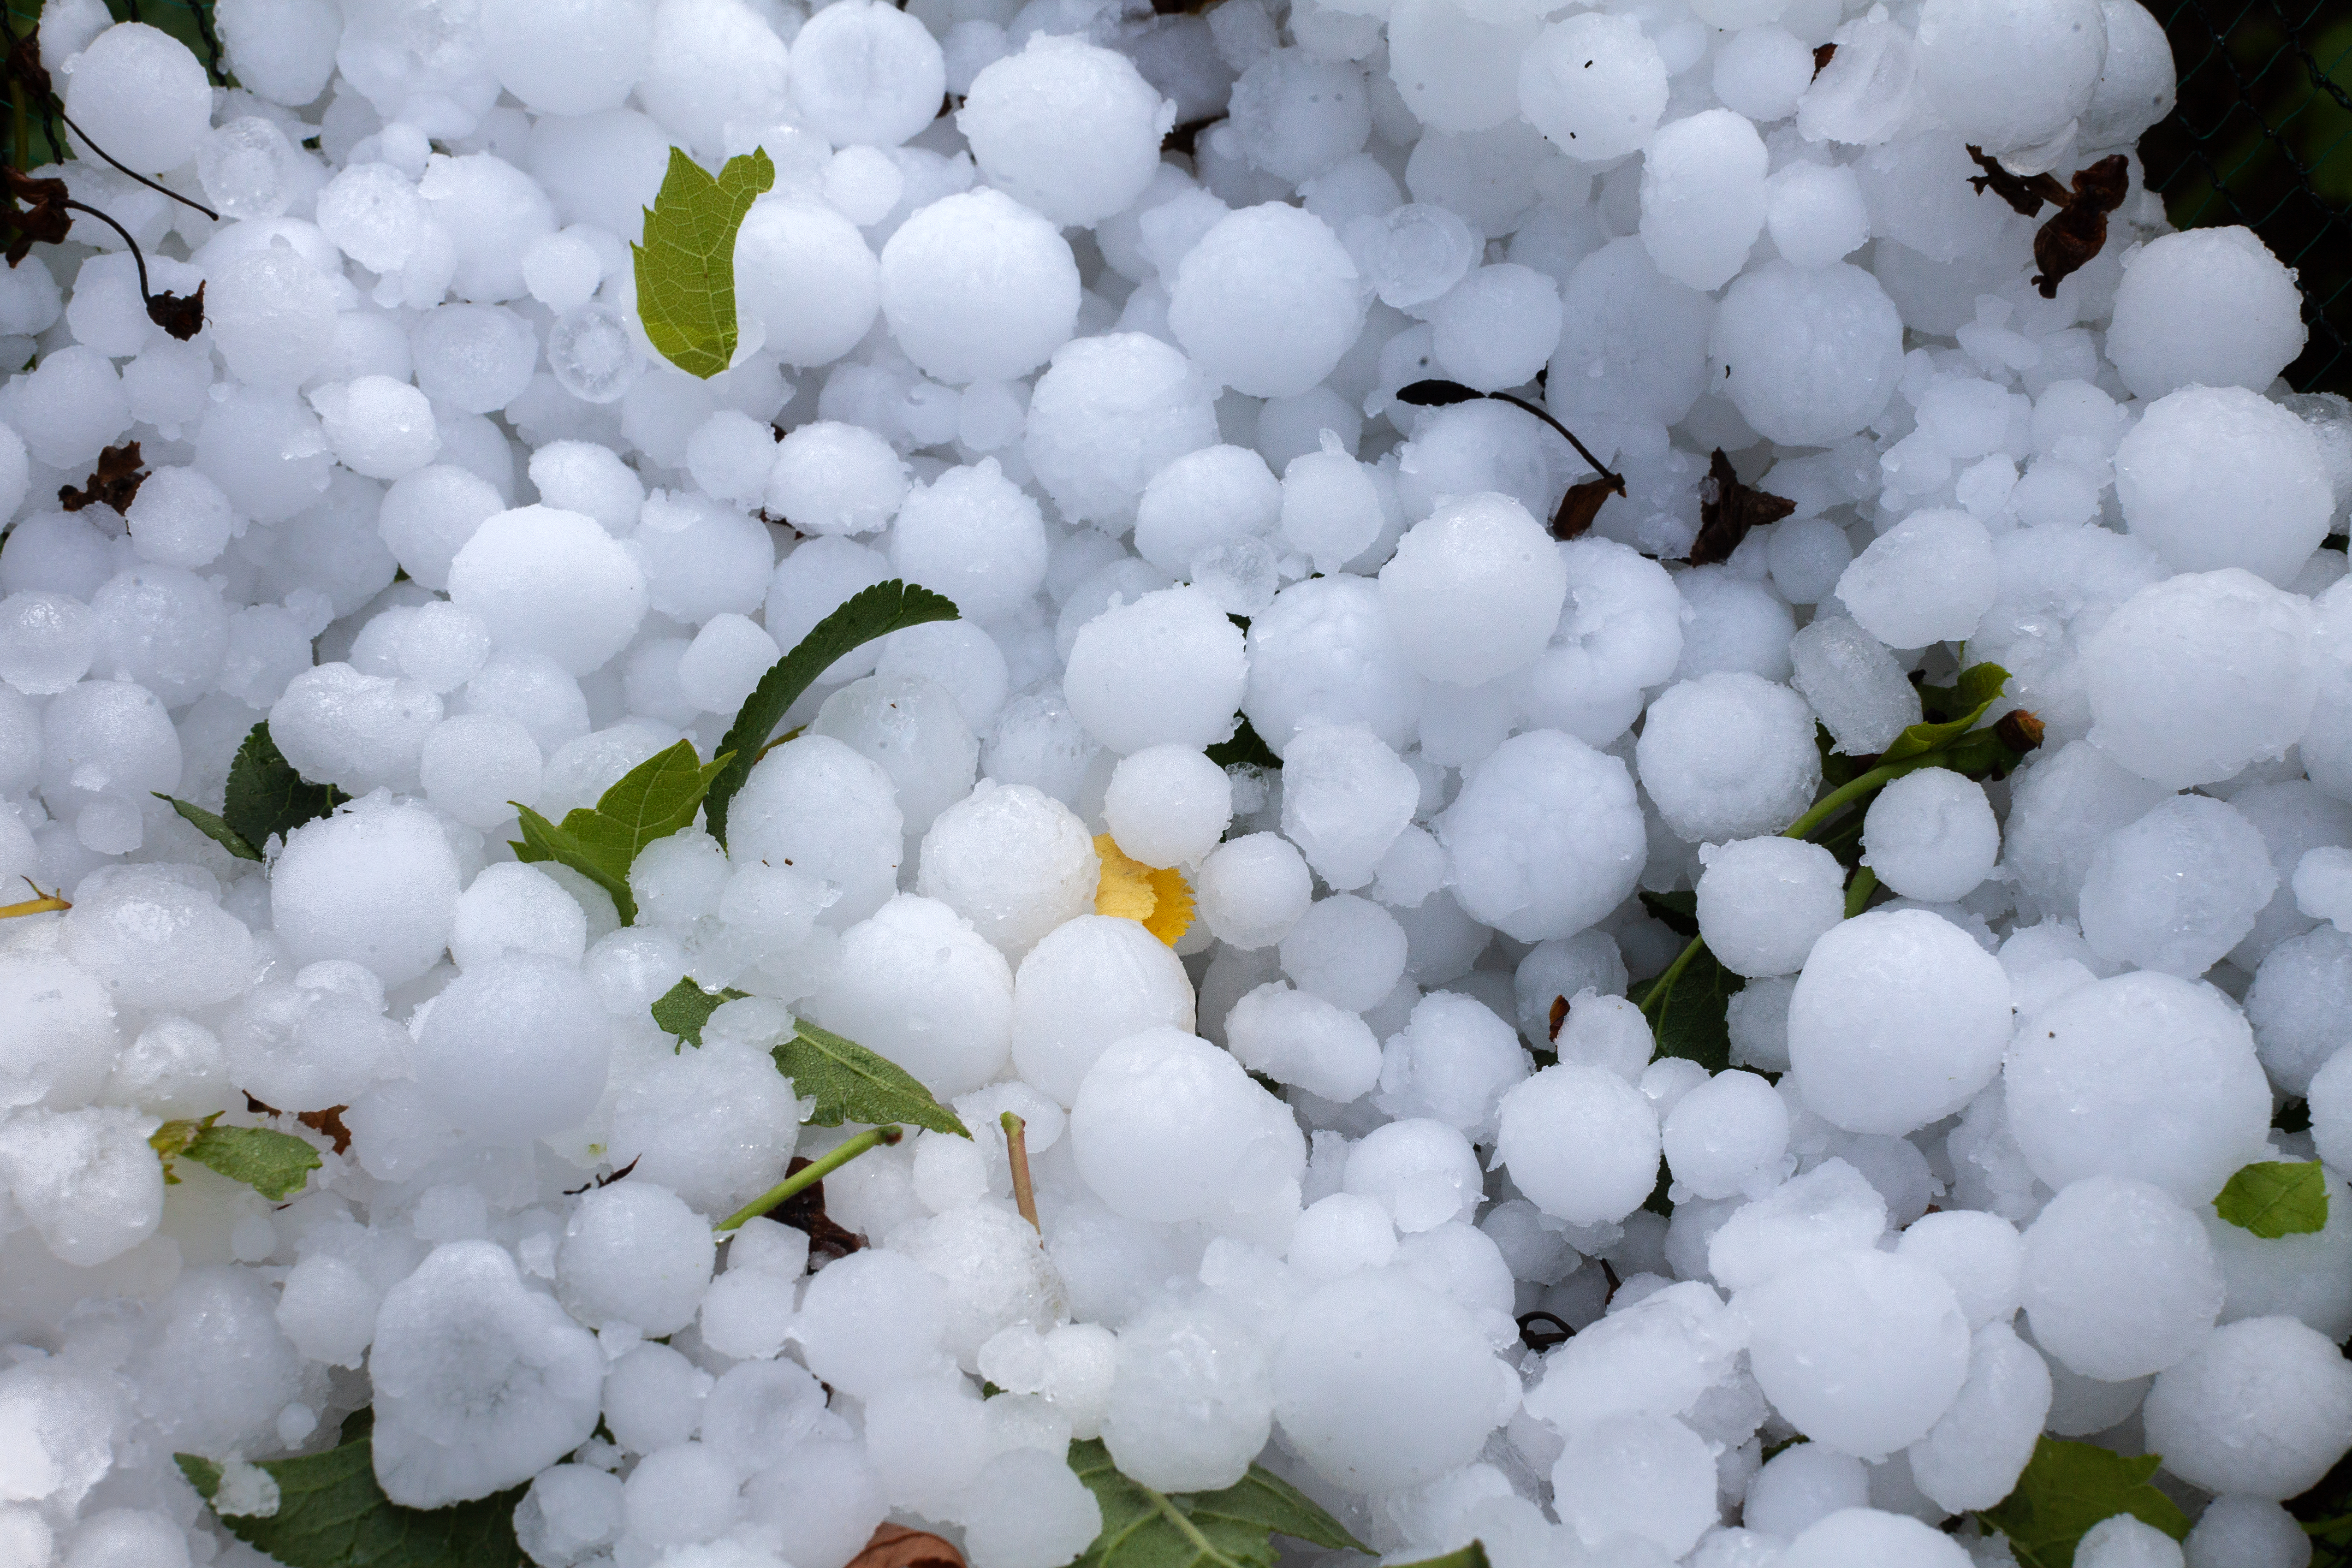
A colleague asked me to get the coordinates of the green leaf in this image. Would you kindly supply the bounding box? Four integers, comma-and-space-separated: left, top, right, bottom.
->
223, 722, 349, 854
1977, 1437, 2191, 1568
651, 976, 749, 1047
632, 146, 774, 378
1628, 943, 1744, 1075
1878, 662, 2010, 766
1637, 890, 1698, 938
151, 1115, 323, 1200
1069, 1438, 1366, 1568
2215, 1160, 2330, 1239
154, 793, 262, 861
509, 740, 732, 926
774, 1019, 971, 1138
1390, 1545, 1488, 1568
706, 580, 960, 846
178, 1422, 529, 1568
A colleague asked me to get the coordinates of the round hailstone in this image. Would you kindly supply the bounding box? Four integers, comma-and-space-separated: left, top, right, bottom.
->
1694, 837, 1846, 980
2019, 1175, 2222, 1381
1104, 746, 1232, 870
1278, 723, 1418, 892
370, 1241, 605, 1508
1385, 0, 1537, 135
1710, 261, 1905, 447
1661, 1069, 1789, 1200
917, 781, 1099, 960
2107, 228, 2308, 401
1069, 1027, 1300, 1224
888, 460, 1049, 624
1270, 1271, 1519, 1491
728, 736, 905, 930
1439, 730, 1647, 943
2076, 793, 2278, 977
880, 190, 1080, 385
1063, 586, 1247, 755
1835, 508, 1999, 648
1859, 768, 2000, 903
1024, 334, 1219, 534
785, 0, 945, 148
2143, 1316, 2352, 1500
2004, 970, 2272, 1203
1227, 50, 1372, 186
555, 1182, 715, 1336
271, 799, 460, 987
1430, 265, 1563, 392
62, 24, 213, 174
479, 0, 652, 116
1913, 0, 2106, 154
1739, 1249, 1972, 1460
1167, 204, 1367, 399
733, 199, 881, 371
2084, 568, 2316, 790
2114, 385, 2332, 586
1377, 492, 1568, 688
1099, 1299, 1272, 1492
958, 36, 1171, 227
1779, 1510, 1974, 1568
410, 955, 612, 1142
1551, 1414, 1720, 1559
1785, 909, 2013, 1136
1195, 833, 1314, 951
1011, 917, 1195, 1107
1639, 109, 1769, 293
1495, 1063, 1660, 1224
1635, 672, 1822, 844
1546, 240, 1716, 430
806, 895, 1014, 1099
446, 506, 648, 676
1519, 12, 1666, 160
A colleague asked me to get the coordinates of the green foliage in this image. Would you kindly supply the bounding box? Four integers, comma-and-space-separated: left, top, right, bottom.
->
1879, 662, 2010, 765
1069, 1438, 1366, 1568
179, 1415, 528, 1568
1390, 1545, 1488, 1568
650, 976, 749, 1048
1205, 713, 1282, 771
511, 740, 732, 925
1637, 889, 1698, 938
774, 1018, 970, 1138
631, 146, 774, 378
1977, 1438, 2190, 1568
2215, 1160, 2330, 1239
705, 580, 960, 846
150, 1115, 321, 1201
1628, 941, 1743, 1074
154, 793, 263, 861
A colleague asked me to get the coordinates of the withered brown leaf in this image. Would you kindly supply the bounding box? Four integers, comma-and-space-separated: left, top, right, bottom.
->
1552, 472, 1626, 541
146, 279, 205, 341
1964, 144, 2067, 217
58, 440, 147, 514
1687, 447, 1794, 566
1812, 42, 1836, 75
296, 1105, 352, 1156
2029, 154, 2128, 299
769, 1154, 866, 1265
1, 167, 71, 267
1548, 993, 1569, 1042
849, 1525, 965, 1568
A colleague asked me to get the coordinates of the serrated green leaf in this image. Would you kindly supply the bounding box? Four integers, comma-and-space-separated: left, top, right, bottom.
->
1878, 662, 2010, 765
773, 1019, 970, 1138
651, 976, 749, 1047
2215, 1160, 2330, 1239
1628, 942, 1743, 1074
1391, 1544, 1488, 1568
223, 722, 349, 854
154, 793, 261, 860
632, 146, 774, 378
1977, 1437, 2190, 1568
178, 1421, 529, 1568
706, 580, 960, 846
509, 740, 732, 927
1070, 1438, 1366, 1568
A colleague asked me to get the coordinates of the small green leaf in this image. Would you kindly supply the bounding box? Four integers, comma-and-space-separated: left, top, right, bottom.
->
1628, 943, 1744, 1074
651, 976, 749, 1047
2215, 1160, 2330, 1239
223, 722, 349, 853
1637, 890, 1699, 938
1391, 1544, 1488, 1568
1878, 662, 2010, 766
1978, 1437, 2191, 1568
184, 1123, 322, 1200
632, 146, 775, 378
1069, 1437, 1367, 1568
774, 1019, 970, 1138
178, 1418, 529, 1568
706, 580, 960, 846
509, 740, 732, 926
154, 794, 262, 860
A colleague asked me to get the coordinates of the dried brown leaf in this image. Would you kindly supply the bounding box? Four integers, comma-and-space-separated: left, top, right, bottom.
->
1965, 145, 2068, 217
2, 167, 71, 267
851, 1524, 966, 1568
58, 440, 146, 514
147, 280, 205, 341
1687, 447, 1795, 566
1552, 473, 1626, 541
2029, 155, 2128, 299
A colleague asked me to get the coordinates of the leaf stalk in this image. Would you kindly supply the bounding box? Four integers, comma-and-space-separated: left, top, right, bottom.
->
715, 1123, 902, 1233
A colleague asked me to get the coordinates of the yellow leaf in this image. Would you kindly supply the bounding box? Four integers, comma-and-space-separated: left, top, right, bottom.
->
1093, 835, 1194, 948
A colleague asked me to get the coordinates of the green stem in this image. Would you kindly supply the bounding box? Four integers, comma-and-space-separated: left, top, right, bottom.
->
713, 1124, 900, 1232
1843, 865, 1878, 919
1639, 933, 1707, 1022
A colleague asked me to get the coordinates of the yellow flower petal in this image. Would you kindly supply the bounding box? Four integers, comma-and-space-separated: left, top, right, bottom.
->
1093, 834, 1194, 948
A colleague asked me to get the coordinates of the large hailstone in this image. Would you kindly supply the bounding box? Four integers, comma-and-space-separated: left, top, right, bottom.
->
1439, 730, 1647, 943
1738, 1249, 1972, 1460
370, 1241, 605, 1508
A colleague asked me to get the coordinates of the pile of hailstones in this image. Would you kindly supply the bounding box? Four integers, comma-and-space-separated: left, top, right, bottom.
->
5, 0, 2352, 1564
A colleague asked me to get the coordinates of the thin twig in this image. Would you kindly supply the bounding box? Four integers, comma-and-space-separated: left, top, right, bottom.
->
1001, 1111, 1039, 1232
59, 111, 217, 220
713, 1124, 901, 1233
